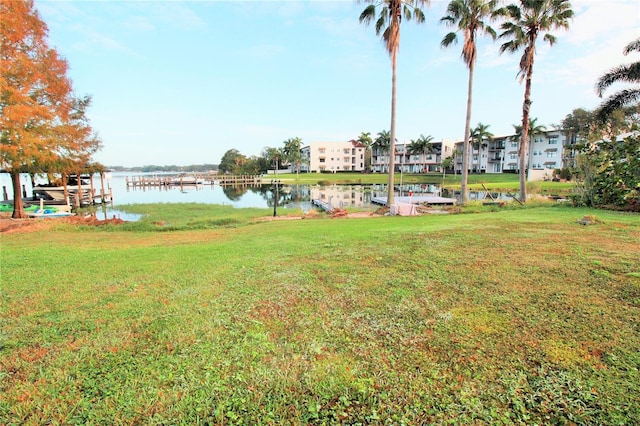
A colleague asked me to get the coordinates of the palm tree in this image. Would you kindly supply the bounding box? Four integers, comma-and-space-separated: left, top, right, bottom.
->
470, 122, 493, 173
512, 117, 546, 173
496, 0, 573, 202
407, 134, 434, 172
263, 147, 284, 174
357, 131, 374, 171
359, 0, 429, 206
450, 147, 462, 175
373, 130, 391, 172
595, 38, 640, 122
283, 137, 303, 177
441, 0, 498, 204
441, 156, 455, 179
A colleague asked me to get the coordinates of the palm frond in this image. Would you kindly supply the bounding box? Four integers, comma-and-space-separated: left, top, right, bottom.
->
623, 38, 640, 55
412, 7, 426, 24
596, 62, 640, 96
441, 15, 455, 25
499, 39, 519, 54
375, 13, 387, 36
595, 89, 640, 122
359, 4, 377, 25
518, 45, 535, 81
484, 24, 497, 40
441, 31, 458, 48
403, 5, 412, 21
543, 33, 557, 46
504, 4, 521, 20
462, 36, 476, 67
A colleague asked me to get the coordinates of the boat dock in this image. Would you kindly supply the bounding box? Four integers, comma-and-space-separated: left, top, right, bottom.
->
125, 174, 262, 189
311, 199, 335, 213
371, 195, 456, 206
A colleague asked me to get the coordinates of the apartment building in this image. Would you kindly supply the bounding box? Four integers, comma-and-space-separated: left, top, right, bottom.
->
370, 139, 454, 173
454, 129, 568, 178
300, 141, 366, 173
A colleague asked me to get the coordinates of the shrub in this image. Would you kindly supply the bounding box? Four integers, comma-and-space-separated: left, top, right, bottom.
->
572, 134, 640, 209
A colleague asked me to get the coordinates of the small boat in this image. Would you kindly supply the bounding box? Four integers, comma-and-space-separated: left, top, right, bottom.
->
168, 175, 204, 185
33, 185, 91, 202
26, 199, 75, 218
27, 209, 75, 218
0, 203, 64, 213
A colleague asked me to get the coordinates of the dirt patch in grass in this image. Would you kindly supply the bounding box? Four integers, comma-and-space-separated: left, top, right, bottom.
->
253, 209, 383, 222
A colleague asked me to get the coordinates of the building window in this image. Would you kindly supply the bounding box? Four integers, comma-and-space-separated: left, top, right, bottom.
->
511, 142, 518, 148
546, 152, 555, 158
510, 154, 517, 160
549, 137, 558, 145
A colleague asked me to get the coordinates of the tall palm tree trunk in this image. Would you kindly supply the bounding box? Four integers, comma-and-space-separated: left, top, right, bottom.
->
387, 55, 397, 206
519, 67, 533, 202
461, 59, 475, 205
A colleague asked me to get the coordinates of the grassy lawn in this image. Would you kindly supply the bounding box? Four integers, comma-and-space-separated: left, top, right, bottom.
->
264, 172, 573, 194
1, 204, 638, 424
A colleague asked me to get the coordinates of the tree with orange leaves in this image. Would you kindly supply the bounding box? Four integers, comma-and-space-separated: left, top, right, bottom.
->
1, 0, 101, 218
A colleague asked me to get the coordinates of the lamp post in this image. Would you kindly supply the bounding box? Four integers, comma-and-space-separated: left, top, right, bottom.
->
399, 149, 404, 197
271, 179, 280, 217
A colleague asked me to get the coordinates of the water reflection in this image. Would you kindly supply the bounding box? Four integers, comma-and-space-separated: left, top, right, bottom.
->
1, 172, 518, 213
222, 185, 248, 202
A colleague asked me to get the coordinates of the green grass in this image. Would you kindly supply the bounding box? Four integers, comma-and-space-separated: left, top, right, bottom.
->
1, 204, 639, 424
265, 172, 573, 194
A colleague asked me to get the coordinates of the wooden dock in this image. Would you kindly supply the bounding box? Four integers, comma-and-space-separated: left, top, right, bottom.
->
126, 174, 262, 189
216, 175, 263, 186
371, 195, 456, 206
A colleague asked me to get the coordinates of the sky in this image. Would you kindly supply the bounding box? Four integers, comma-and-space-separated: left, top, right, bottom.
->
35, 0, 640, 168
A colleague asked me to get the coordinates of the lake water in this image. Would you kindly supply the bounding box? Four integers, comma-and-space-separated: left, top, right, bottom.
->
1, 172, 509, 220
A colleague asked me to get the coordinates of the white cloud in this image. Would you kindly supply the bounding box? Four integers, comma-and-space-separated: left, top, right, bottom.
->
122, 16, 155, 32
68, 23, 140, 57
150, 3, 207, 31
566, 0, 639, 45
552, 0, 639, 87
308, 15, 363, 40
241, 43, 286, 60
277, 1, 305, 19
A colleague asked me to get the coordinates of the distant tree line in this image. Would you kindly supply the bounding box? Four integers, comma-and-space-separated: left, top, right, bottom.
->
218, 137, 304, 175
108, 164, 218, 173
